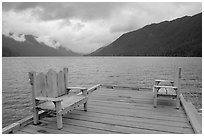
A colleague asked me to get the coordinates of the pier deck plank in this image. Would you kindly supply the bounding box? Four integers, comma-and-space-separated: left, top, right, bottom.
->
14, 87, 194, 134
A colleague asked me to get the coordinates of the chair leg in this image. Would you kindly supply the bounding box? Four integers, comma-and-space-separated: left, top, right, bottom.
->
176, 98, 180, 109
153, 87, 157, 108
176, 94, 180, 109
33, 107, 39, 124
154, 97, 157, 108
57, 114, 63, 129
84, 102, 87, 112
176, 89, 180, 109
55, 101, 63, 129
33, 100, 39, 125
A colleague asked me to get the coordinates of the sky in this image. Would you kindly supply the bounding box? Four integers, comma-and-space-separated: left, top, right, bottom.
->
2, 2, 202, 54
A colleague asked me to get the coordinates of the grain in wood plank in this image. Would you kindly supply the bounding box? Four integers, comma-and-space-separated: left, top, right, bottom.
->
88, 99, 186, 116
87, 100, 187, 120
19, 125, 52, 134
89, 96, 185, 113
87, 102, 186, 118
90, 92, 176, 104
90, 93, 163, 101
90, 89, 153, 98
95, 87, 151, 93
70, 109, 192, 128
43, 117, 166, 134
88, 101, 185, 119
95, 97, 177, 110
90, 96, 152, 105
101, 85, 152, 91
93, 92, 175, 101
20, 124, 71, 134
15, 131, 32, 134
64, 112, 193, 133
89, 99, 185, 114
40, 118, 117, 134
82, 105, 189, 123
90, 94, 154, 103
91, 88, 151, 95
90, 90, 186, 119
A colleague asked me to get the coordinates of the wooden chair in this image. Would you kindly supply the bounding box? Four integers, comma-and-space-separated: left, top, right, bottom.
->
153, 68, 181, 109
28, 68, 96, 129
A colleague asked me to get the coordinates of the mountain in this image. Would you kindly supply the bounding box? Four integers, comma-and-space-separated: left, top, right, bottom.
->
2, 34, 80, 57
89, 13, 202, 57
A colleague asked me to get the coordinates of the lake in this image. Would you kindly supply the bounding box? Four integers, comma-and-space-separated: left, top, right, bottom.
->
2, 57, 202, 127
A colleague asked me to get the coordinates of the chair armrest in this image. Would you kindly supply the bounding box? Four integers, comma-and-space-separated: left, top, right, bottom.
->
35, 97, 63, 102
87, 84, 101, 94
155, 79, 174, 83
66, 87, 87, 95
67, 87, 87, 91
154, 85, 177, 90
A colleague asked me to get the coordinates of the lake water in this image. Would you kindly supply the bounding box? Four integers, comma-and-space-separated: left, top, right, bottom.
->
2, 57, 202, 127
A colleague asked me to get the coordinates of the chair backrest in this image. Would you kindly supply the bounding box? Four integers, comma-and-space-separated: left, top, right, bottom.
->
29, 68, 68, 98
154, 68, 182, 87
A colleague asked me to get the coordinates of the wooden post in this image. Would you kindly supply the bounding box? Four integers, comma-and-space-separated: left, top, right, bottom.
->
176, 68, 181, 109
153, 86, 157, 108
82, 89, 88, 112
54, 101, 62, 129
63, 68, 68, 94
28, 72, 39, 125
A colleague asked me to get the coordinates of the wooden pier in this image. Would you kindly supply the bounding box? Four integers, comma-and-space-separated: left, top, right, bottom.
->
3, 85, 201, 134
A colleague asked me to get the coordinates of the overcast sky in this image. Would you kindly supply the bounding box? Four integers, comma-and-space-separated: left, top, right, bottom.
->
2, 2, 202, 54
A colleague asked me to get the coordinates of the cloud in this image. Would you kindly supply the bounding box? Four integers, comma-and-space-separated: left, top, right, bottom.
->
2, 2, 39, 11
2, 2, 202, 54
3, 2, 124, 21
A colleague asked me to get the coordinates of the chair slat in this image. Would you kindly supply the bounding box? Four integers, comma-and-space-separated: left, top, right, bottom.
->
35, 72, 47, 97
57, 71, 66, 96
63, 68, 68, 93
47, 69, 58, 98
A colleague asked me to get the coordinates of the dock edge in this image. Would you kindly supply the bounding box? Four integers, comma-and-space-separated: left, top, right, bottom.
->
180, 94, 202, 134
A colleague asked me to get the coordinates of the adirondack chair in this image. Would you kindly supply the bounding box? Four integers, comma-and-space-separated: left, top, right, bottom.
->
28, 68, 91, 129
153, 68, 181, 109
